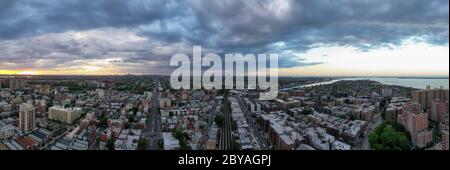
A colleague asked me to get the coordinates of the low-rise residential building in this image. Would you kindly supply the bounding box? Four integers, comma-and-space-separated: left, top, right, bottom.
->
49, 106, 83, 124
162, 132, 180, 150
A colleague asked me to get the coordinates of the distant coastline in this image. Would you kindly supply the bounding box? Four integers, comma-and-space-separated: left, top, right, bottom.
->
394, 77, 449, 79
2, 74, 449, 79
2, 74, 449, 90
296, 77, 449, 90
280, 75, 449, 79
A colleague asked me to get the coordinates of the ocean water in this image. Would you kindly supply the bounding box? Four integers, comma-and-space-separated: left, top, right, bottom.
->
301, 77, 449, 89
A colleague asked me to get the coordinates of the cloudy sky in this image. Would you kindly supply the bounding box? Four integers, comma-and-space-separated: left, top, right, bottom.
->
0, 0, 448, 76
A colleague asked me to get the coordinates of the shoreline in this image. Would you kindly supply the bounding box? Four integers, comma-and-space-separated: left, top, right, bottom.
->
283, 77, 449, 90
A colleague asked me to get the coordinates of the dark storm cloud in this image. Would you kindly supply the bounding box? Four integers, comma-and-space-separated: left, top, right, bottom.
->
0, 0, 448, 72
0, 0, 179, 38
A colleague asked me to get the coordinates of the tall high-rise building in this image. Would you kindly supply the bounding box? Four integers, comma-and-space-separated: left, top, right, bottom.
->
412, 86, 449, 111
7, 78, 26, 90
442, 128, 449, 150
398, 102, 433, 148
19, 102, 36, 132
431, 99, 448, 122
404, 103, 428, 133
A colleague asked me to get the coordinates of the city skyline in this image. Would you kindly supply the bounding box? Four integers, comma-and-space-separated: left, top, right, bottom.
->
0, 0, 449, 77
2, 1, 450, 168
1, 75, 448, 151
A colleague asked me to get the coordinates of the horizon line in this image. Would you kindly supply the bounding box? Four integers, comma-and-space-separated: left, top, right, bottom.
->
0, 74, 448, 79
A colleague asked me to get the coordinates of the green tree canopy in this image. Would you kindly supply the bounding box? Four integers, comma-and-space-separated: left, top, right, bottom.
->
137, 138, 148, 150
368, 121, 410, 150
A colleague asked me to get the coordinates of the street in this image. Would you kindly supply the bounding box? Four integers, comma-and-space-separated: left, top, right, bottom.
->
196, 99, 219, 150
359, 114, 383, 150
236, 96, 271, 150
145, 80, 162, 150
